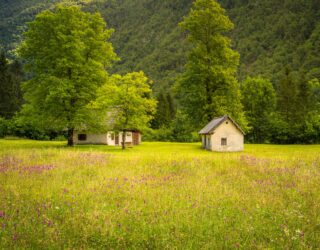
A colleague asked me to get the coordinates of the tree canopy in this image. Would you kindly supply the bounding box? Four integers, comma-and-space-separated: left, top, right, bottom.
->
241, 77, 276, 143
176, 0, 246, 130
0, 0, 319, 144
94, 71, 157, 149
18, 4, 118, 146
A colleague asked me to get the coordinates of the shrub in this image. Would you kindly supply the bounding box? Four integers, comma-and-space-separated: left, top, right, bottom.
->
143, 127, 174, 142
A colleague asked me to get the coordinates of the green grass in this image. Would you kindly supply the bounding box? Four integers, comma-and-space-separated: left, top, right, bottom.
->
0, 139, 319, 249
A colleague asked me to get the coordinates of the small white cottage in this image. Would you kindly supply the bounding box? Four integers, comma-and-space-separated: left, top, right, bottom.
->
199, 115, 244, 152
73, 130, 141, 146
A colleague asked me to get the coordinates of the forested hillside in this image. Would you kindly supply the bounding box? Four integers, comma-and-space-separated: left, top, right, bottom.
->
1, 0, 320, 89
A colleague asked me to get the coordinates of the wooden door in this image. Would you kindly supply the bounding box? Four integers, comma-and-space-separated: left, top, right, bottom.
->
133, 132, 140, 145
115, 133, 119, 145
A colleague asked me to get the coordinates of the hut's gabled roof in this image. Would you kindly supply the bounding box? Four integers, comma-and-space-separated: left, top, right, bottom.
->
198, 115, 245, 135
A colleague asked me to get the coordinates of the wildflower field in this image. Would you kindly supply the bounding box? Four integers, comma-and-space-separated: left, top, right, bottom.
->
0, 139, 319, 249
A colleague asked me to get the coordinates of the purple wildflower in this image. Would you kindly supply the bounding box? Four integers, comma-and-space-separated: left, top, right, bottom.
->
44, 219, 53, 227
12, 234, 18, 241
24, 165, 55, 174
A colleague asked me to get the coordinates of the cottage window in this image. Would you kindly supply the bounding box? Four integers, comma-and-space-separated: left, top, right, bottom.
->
126, 132, 132, 137
78, 134, 87, 141
110, 133, 115, 140
221, 138, 227, 146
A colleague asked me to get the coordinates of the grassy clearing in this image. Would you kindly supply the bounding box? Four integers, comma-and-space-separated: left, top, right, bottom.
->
0, 139, 319, 249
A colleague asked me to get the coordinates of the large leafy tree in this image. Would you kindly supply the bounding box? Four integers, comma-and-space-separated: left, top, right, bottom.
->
18, 5, 117, 146
94, 71, 157, 149
241, 77, 276, 143
296, 78, 320, 143
274, 70, 320, 143
176, 0, 246, 130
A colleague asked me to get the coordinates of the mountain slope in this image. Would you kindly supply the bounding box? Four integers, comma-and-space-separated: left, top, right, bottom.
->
1, 0, 320, 90
0, 0, 60, 51
86, 0, 192, 90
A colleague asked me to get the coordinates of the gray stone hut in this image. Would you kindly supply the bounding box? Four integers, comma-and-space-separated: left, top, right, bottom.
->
199, 115, 244, 152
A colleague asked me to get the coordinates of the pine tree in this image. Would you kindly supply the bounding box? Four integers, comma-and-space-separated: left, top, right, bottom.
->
152, 89, 176, 129
7, 60, 23, 117
277, 68, 298, 123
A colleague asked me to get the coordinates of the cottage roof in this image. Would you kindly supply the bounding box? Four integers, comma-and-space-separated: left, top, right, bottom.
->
198, 115, 245, 135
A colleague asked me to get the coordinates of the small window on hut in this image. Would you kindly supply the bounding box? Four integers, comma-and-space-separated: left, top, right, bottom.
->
78, 134, 87, 141
221, 138, 227, 146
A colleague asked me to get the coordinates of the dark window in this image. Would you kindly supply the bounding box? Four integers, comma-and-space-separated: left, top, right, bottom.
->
110, 133, 115, 140
221, 138, 227, 146
78, 134, 87, 141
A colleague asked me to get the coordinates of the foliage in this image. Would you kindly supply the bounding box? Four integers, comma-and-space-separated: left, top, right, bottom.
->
0, 51, 23, 118
0, 140, 320, 248
17, 5, 117, 146
143, 127, 174, 142
146, 110, 200, 142
0, 117, 8, 138
241, 77, 276, 143
1, 0, 320, 143
93, 71, 157, 149
271, 71, 320, 143
170, 110, 200, 142
0, 115, 66, 140
3, 0, 320, 89
241, 72, 320, 144
302, 23, 320, 80
276, 69, 299, 124
176, 0, 246, 131
151, 89, 176, 129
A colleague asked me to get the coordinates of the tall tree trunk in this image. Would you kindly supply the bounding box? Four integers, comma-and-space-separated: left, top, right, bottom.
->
67, 128, 74, 147
121, 131, 126, 150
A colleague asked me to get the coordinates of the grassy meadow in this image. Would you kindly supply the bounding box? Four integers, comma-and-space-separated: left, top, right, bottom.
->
0, 139, 319, 249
